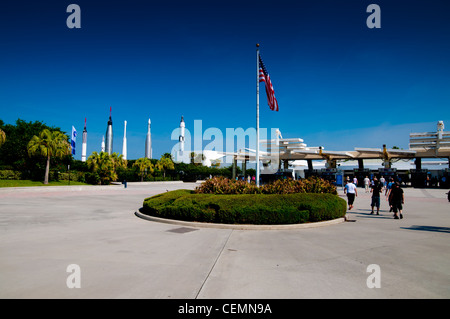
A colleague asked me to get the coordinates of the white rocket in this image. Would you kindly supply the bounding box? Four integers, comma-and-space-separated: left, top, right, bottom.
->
145, 118, 152, 159
81, 118, 87, 162
101, 136, 105, 152
179, 116, 185, 155
105, 107, 113, 155
122, 120, 127, 160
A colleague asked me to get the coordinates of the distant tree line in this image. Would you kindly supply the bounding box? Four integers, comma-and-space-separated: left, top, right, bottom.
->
0, 119, 250, 185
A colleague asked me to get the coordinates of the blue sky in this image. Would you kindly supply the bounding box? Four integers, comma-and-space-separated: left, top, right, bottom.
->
1, 0, 449, 161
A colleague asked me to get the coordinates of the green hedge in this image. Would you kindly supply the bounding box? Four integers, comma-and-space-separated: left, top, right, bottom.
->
0, 170, 22, 180
142, 190, 346, 225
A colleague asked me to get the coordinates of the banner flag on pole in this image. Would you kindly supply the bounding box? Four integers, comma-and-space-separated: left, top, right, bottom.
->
71, 126, 77, 155
259, 55, 279, 112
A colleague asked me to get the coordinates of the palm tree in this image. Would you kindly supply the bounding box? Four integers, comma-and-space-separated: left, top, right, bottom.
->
87, 151, 117, 185
157, 156, 175, 178
86, 151, 100, 172
110, 152, 127, 171
190, 152, 205, 166
27, 129, 71, 184
133, 157, 154, 182
0, 128, 5, 148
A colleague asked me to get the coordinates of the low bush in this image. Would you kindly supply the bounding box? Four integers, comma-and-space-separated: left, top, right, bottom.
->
0, 170, 22, 180
195, 176, 337, 195
142, 189, 346, 225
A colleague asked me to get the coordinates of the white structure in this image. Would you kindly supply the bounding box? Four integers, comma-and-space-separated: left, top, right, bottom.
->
101, 135, 105, 152
81, 118, 87, 162
409, 120, 450, 153
179, 116, 185, 154
122, 120, 127, 160
202, 150, 225, 167
145, 118, 152, 159
172, 116, 191, 163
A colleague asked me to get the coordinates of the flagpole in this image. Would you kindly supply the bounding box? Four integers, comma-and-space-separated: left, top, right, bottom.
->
256, 44, 260, 187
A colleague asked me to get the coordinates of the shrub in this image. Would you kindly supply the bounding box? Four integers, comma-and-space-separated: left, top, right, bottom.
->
195, 176, 337, 195
0, 170, 22, 180
142, 190, 346, 225
57, 171, 86, 182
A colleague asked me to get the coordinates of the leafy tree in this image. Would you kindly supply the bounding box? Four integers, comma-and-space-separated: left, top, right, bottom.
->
110, 152, 127, 182
110, 152, 127, 171
190, 152, 205, 166
87, 151, 117, 185
0, 128, 5, 148
156, 155, 175, 178
0, 119, 66, 179
27, 129, 71, 184
210, 159, 221, 168
133, 157, 154, 182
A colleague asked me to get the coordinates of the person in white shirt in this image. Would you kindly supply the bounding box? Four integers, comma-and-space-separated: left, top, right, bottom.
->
380, 176, 386, 190
364, 176, 370, 193
344, 180, 358, 210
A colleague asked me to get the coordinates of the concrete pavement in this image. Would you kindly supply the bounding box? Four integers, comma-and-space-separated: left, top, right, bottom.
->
0, 182, 449, 298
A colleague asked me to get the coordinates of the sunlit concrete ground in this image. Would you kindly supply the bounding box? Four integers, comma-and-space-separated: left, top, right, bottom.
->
0, 182, 449, 298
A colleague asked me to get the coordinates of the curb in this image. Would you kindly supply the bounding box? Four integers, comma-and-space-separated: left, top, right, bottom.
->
0, 184, 124, 193
134, 210, 345, 230
0, 181, 189, 194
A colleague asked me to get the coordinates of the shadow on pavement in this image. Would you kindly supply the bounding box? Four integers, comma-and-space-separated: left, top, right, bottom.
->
401, 225, 450, 233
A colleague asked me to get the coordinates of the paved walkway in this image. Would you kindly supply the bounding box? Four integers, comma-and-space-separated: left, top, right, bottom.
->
0, 182, 449, 298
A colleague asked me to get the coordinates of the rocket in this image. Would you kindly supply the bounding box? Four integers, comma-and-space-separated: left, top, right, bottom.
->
122, 120, 127, 160
145, 118, 152, 159
81, 118, 87, 162
105, 107, 113, 155
179, 116, 185, 155
101, 136, 105, 152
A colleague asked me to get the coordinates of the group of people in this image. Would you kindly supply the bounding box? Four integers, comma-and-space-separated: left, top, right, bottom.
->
344, 176, 405, 219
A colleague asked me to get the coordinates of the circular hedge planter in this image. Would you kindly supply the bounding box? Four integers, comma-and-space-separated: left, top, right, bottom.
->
141, 189, 347, 225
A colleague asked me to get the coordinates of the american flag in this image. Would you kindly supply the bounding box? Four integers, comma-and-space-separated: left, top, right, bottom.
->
259, 55, 279, 112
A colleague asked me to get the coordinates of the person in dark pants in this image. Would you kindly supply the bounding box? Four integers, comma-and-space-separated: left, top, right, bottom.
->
370, 177, 383, 215
344, 180, 358, 210
389, 182, 404, 219
385, 178, 395, 212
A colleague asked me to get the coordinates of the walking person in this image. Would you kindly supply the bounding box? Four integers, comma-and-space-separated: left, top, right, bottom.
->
364, 175, 370, 193
380, 175, 386, 189
385, 178, 395, 212
389, 182, 405, 219
370, 177, 382, 215
344, 179, 358, 210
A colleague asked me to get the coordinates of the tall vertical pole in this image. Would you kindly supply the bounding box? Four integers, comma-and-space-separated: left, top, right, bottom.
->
122, 120, 127, 160
256, 44, 260, 187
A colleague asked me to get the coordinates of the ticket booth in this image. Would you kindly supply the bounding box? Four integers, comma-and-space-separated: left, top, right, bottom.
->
440, 168, 450, 189
304, 169, 319, 179
319, 168, 337, 183
353, 168, 371, 187
378, 168, 397, 180
410, 169, 428, 188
